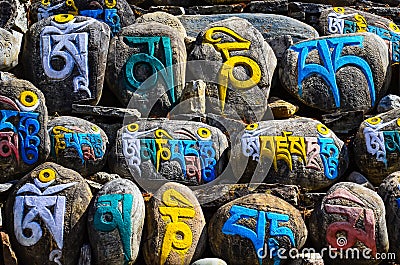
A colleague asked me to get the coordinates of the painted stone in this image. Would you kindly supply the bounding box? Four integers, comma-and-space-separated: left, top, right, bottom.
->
189, 17, 277, 123
108, 120, 229, 186
191, 258, 227, 265
235, 118, 348, 191
209, 193, 307, 265
0, 0, 28, 33
346, 171, 374, 190
377, 94, 400, 113
30, 0, 135, 35
310, 182, 389, 265
143, 182, 206, 265
4, 162, 93, 265
88, 178, 145, 265
105, 22, 186, 117
319, 7, 400, 64
48, 116, 108, 177
354, 109, 400, 185
0, 72, 50, 183
178, 14, 319, 43
22, 14, 110, 114
377, 171, 400, 263
135, 11, 187, 39
280, 33, 390, 113
0, 28, 22, 71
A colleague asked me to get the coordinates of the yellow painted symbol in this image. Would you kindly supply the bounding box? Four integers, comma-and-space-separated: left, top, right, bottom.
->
65, 0, 78, 15
38, 168, 56, 183
155, 129, 173, 172
19, 91, 39, 108
354, 14, 368, 32
104, 0, 117, 9
397, 118, 400, 127
127, 123, 139, 132
54, 14, 75, 23
197, 128, 211, 139
52, 126, 74, 155
245, 123, 259, 131
333, 7, 345, 14
389, 22, 400, 33
203, 27, 262, 112
91, 125, 99, 132
317, 124, 330, 135
41, 0, 51, 6
365, 117, 382, 126
159, 189, 195, 265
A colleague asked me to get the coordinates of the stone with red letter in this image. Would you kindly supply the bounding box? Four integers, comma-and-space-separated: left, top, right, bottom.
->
310, 182, 389, 265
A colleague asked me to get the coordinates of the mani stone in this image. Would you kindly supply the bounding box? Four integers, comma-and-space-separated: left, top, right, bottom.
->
189, 17, 277, 123
143, 182, 206, 265
319, 7, 400, 63
191, 258, 227, 265
22, 15, 110, 114
88, 178, 145, 265
105, 22, 186, 117
280, 33, 390, 113
310, 182, 388, 265
0, 72, 50, 183
377, 94, 400, 113
178, 14, 319, 43
47, 116, 108, 177
236, 118, 348, 191
108, 119, 229, 189
4, 162, 93, 265
287, 253, 324, 265
377, 172, 400, 263
208, 193, 307, 265
30, 0, 135, 35
135, 11, 187, 39
354, 108, 400, 185
0, 28, 22, 71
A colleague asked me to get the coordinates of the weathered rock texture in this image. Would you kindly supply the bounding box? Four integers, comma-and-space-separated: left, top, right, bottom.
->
4, 162, 93, 265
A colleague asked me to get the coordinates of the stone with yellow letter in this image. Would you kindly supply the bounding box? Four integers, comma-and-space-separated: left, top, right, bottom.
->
143, 182, 206, 265
189, 17, 277, 123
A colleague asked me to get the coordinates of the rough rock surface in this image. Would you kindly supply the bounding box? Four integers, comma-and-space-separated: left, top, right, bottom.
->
280, 33, 390, 113
236, 118, 348, 191
23, 15, 110, 114
143, 182, 206, 265
106, 22, 186, 117
209, 193, 307, 265
310, 182, 388, 265
109, 119, 229, 188
88, 178, 145, 265
189, 17, 277, 123
0, 72, 50, 182
354, 109, 400, 185
4, 162, 93, 265
48, 116, 108, 177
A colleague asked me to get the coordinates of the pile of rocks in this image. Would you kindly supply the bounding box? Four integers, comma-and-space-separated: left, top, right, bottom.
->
2, 0, 400, 264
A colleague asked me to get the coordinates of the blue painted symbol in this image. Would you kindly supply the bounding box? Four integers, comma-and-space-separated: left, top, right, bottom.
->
79, 9, 121, 35
222, 205, 296, 265
290, 36, 375, 108
123, 36, 176, 104
318, 137, 339, 180
94, 194, 133, 265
